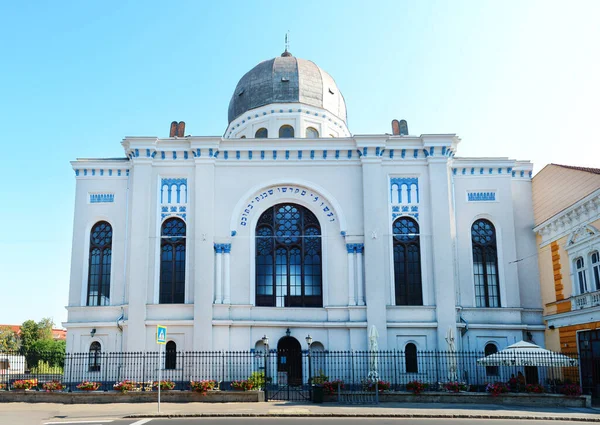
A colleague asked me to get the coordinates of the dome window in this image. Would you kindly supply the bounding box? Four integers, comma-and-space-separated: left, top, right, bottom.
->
279, 125, 295, 138
255, 128, 268, 139
306, 127, 319, 138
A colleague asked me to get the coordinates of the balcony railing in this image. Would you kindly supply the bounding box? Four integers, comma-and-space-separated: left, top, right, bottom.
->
571, 290, 600, 310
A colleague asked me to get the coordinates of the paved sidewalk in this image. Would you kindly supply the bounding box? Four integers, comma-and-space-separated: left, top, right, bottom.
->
1, 401, 599, 423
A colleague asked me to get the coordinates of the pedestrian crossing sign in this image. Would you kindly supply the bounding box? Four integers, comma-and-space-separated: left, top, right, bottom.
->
157, 325, 167, 344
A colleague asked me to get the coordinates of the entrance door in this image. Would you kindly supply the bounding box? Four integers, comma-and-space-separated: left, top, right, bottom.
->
579, 330, 600, 399
277, 337, 302, 386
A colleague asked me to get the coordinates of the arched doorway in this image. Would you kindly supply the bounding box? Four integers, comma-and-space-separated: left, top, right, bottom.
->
277, 336, 302, 386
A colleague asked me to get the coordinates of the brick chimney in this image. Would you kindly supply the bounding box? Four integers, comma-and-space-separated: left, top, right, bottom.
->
169, 121, 186, 137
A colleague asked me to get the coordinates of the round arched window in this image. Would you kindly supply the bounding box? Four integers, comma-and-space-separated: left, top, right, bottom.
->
279, 125, 295, 138
306, 127, 319, 138
255, 128, 268, 138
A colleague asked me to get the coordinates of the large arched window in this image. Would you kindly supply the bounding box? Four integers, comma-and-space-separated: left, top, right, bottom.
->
484, 343, 499, 376
393, 217, 422, 305
575, 257, 588, 294
306, 127, 319, 138
87, 221, 112, 306
591, 252, 600, 292
255, 204, 322, 307
160, 218, 186, 304
472, 219, 501, 307
88, 341, 101, 372
255, 128, 268, 138
279, 125, 295, 138
165, 341, 177, 370
405, 343, 418, 373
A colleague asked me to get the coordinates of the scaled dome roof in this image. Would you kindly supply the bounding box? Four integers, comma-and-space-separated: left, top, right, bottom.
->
228, 52, 347, 124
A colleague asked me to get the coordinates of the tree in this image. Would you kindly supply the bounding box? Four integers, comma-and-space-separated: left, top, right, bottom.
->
0, 326, 20, 352
19, 320, 39, 352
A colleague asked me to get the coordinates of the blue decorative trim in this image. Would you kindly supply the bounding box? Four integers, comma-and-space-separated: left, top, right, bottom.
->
498, 168, 502, 174
402, 206, 409, 212
90, 193, 114, 203
411, 205, 418, 212
442, 147, 447, 156
529, 171, 532, 178
390, 177, 419, 203
340, 231, 346, 236
135, 149, 139, 157
480, 168, 484, 175
179, 206, 186, 212
323, 150, 327, 159
392, 206, 400, 212
452, 169, 457, 175
375, 147, 380, 156
272, 150, 277, 160
75, 170, 80, 176
489, 168, 493, 174
401, 149, 406, 159
346, 243, 364, 254
467, 192, 496, 202
161, 206, 168, 212
507, 167, 512, 174
231, 230, 237, 237
512, 171, 516, 177
214, 243, 232, 254
118, 170, 121, 176
197, 149, 201, 157
520, 170, 524, 177
462, 168, 466, 175
413, 149, 418, 158
430, 147, 434, 156
310, 150, 315, 159
470, 168, 474, 175
172, 151, 176, 160
100, 170, 104, 176
92, 169, 95, 176
335, 150, 340, 159
363, 147, 367, 157
214, 151, 220, 158
184, 151, 188, 160
126, 170, 129, 176
222, 243, 231, 254
161, 151, 165, 160
298, 151, 302, 159
209, 148, 214, 157
389, 149, 394, 158
224, 151, 229, 160
249, 151, 253, 160
347, 150, 352, 158
236, 151, 240, 160
109, 170, 112, 176
161, 178, 187, 204
214, 243, 223, 253
260, 151, 264, 160
146, 149, 150, 157
152, 151, 157, 158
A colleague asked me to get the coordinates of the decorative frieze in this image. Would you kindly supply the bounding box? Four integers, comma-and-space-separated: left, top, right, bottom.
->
89, 193, 114, 203
467, 191, 497, 202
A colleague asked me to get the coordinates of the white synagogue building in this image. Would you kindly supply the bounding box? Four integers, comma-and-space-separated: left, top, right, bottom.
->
64, 50, 544, 358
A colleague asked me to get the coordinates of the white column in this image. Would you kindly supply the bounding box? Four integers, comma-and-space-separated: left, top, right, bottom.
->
347, 244, 356, 306
214, 244, 223, 304
223, 244, 231, 304
357, 244, 365, 305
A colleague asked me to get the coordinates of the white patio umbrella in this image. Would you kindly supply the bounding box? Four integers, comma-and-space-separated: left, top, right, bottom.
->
445, 326, 459, 381
477, 340, 578, 367
368, 325, 379, 380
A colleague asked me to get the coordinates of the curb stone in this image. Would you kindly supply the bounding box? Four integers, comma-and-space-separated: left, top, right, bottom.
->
124, 413, 600, 421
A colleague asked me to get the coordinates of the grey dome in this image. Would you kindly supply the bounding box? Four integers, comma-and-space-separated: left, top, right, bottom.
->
228, 53, 347, 124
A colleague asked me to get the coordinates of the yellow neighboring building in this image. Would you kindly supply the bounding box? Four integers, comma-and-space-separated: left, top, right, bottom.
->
533, 164, 600, 397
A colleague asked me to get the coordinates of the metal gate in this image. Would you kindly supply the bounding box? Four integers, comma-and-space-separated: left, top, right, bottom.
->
264, 346, 311, 401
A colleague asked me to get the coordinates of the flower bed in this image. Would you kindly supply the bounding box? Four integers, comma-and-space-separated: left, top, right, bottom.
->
406, 380, 428, 394
190, 380, 216, 395
12, 379, 38, 390
153, 380, 175, 391
113, 380, 136, 393
76, 381, 100, 391
486, 382, 509, 397
42, 380, 64, 392
322, 380, 344, 395
364, 379, 391, 392
561, 383, 582, 397
444, 381, 468, 393
231, 380, 254, 391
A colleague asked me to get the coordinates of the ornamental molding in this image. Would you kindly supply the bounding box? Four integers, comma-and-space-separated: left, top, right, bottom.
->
229, 178, 347, 237
534, 189, 600, 247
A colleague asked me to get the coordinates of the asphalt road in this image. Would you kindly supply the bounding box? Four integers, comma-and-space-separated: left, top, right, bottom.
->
37, 419, 586, 425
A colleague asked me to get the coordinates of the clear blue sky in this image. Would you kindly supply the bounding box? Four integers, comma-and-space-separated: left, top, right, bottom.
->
0, 0, 598, 327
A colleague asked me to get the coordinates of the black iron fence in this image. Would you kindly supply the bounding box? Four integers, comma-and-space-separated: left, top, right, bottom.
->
0, 349, 585, 397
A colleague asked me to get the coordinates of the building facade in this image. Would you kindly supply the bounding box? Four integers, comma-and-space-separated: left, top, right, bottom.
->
533, 164, 600, 394
64, 52, 543, 358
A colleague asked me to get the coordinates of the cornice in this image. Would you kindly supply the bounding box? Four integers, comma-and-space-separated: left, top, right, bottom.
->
534, 189, 600, 246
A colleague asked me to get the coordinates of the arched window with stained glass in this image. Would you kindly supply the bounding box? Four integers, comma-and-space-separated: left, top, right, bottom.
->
393, 217, 422, 305
255, 203, 322, 307
87, 221, 112, 306
160, 218, 186, 304
472, 219, 501, 307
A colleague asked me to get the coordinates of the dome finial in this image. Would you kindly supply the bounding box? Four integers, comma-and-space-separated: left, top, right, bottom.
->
282, 30, 292, 57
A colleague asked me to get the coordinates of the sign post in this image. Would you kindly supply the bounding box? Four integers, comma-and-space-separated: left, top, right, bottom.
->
156, 325, 167, 413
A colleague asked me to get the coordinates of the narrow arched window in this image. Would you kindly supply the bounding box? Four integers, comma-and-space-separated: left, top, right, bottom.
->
87, 221, 112, 306
279, 125, 294, 138
591, 252, 600, 292
306, 127, 319, 138
160, 218, 186, 304
484, 343, 499, 376
576, 257, 588, 294
472, 219, 501, 307
405, 343, 418, 373
393, 217, 422, 305
255, 128, 268, 138
88, 341, 101, 372
165, 341, 177, 370
240, 135, 246, 138
255, 204, 322, 307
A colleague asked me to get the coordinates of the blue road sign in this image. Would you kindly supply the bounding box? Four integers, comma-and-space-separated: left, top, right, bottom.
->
157, 325, 167, 344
